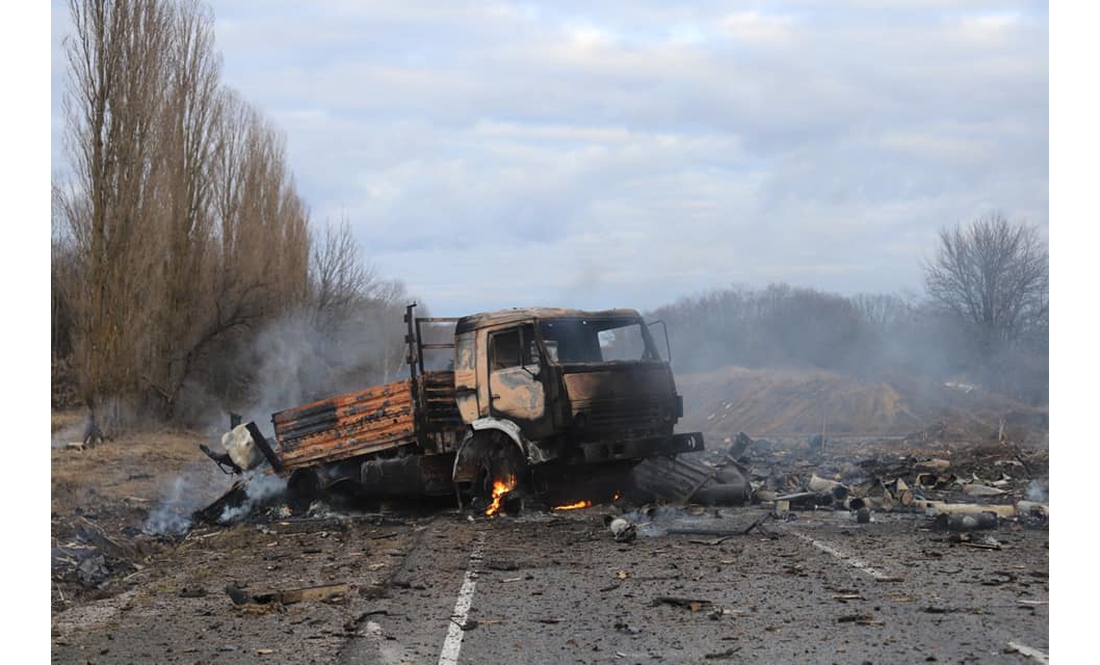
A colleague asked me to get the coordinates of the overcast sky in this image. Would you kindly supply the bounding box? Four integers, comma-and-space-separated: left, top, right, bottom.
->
49, 1, 1048, 315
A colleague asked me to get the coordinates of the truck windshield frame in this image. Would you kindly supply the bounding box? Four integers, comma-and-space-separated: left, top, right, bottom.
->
535, 316, 661, 365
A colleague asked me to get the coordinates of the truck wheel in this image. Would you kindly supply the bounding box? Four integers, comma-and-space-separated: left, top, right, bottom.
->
463, 430, 527, 512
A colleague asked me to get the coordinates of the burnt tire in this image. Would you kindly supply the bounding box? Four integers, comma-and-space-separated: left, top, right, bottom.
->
466, 430, 528, 511
286, 468, 321, 512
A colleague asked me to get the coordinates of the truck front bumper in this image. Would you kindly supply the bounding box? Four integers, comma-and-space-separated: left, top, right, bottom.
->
574, 431, 704, 464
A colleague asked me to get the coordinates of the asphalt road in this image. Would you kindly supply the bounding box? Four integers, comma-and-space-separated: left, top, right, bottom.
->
52, 506, 1048, 665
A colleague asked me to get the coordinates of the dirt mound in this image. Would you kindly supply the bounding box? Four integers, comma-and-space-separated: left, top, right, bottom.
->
677, 366, 1046, 441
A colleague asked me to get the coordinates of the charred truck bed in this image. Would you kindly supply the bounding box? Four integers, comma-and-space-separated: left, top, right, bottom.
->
273, 381, 419, 469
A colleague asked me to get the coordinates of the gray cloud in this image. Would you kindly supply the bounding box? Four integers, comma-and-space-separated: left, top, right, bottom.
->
51, 0, 1048, 314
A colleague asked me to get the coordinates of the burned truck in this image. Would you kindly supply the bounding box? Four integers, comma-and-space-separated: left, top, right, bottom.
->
210, 305, 703, 511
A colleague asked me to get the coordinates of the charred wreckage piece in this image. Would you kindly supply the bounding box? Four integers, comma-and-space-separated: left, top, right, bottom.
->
195, 304, 708, 522
628, 431, 1047, 531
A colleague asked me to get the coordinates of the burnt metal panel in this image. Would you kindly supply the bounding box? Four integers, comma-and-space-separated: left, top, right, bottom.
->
418, 370, 463, 437
574, 431, 704, 464
273, 380, 418, 469
631, 450, 714, 503
489, 367, 546, 423
455, 307, 643, 335
578, 397, 662, 431
358, 454, 453, 497
560, 363, 674, 402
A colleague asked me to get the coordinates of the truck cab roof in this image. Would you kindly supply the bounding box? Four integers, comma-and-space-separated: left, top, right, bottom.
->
454, 307, 643, 335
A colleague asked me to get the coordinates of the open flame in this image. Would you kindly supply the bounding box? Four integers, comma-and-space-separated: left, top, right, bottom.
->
484, 476, 516, 516
552, 500, 593, 511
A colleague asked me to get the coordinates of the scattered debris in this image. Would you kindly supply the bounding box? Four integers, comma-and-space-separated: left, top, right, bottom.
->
607, 517, 637, 543
667, 527, 747, 538
917, 458, 951, 472
688, 535, 733, 546
933, 512, 999, 532
629, 435, 1045, 536
76, 555, 109, 589
772, 500, 790, 517
963, 483, 1006, 497
1005, 641, 1050, 664
450, 618, 479, 631
704, 647, 739, 659
807, 474, 849, 500
1015, 501, 1049, 518
178, 587, 207, 598
654, 596, 713, 611
923, 606, 960, 614
632, 434, 753, 505
836, 613, 883, 626
225, 582, 349, 606
950, 533, 1003, 549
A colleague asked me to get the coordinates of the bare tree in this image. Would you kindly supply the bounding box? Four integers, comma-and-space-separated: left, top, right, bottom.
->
310, 218, 376, 323
146, 0, 224, 411
852, 293, 912, 329
60, 0, 174, 423
923, 212, 1048, 355
56, 0, 315, 423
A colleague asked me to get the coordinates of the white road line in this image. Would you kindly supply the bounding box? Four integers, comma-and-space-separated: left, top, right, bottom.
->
1007, 641, 1049, 664
789, 531, 897, 581
438, 532, 487, 665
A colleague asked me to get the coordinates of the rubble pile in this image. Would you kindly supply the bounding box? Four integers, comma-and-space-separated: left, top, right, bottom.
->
632, 432, 1049, 526
51, 514, 154, 598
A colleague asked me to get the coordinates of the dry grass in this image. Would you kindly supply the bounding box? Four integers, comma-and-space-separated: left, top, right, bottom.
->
51, 409, 84, 435
51, 425, 212, 516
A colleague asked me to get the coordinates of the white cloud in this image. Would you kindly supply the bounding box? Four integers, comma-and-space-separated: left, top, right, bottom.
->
956, 11, 1024, 43
472, 121, 634, 145
719, 11, 798, 47
880, 131, 993, 161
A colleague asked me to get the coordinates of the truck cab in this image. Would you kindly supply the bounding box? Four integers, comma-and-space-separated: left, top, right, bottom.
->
446, 308, 702, 504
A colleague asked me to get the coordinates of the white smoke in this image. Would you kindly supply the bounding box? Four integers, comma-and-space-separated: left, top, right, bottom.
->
142, 460, 242, 536
1025, 480, 1048, 503
142, 476, 200, 536
218, 471, 288, 524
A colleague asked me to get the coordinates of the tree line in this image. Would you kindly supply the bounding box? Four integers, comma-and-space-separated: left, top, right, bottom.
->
648, 213, 1048, 406
51, 0, 407, 430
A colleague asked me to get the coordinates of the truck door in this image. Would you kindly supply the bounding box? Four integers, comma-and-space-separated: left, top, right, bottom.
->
453, 331, 479, 422
487, 324, 546, 426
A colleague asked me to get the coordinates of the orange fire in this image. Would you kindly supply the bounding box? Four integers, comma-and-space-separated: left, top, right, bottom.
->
551, 500, 593, 511
484, 477, 516, 516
